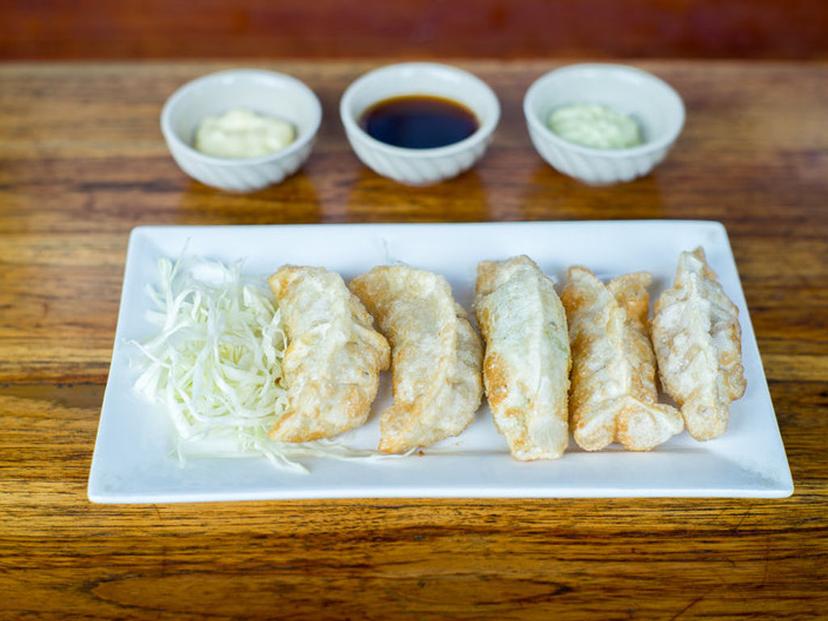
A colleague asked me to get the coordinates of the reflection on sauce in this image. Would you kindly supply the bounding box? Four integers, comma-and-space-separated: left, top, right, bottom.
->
359, 95, 478, 149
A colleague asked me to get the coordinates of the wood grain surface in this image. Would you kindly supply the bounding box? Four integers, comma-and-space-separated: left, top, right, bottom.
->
0, 61, 827, 620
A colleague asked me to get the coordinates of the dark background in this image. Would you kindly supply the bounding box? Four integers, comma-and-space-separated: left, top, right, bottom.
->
3, 0, 828, 60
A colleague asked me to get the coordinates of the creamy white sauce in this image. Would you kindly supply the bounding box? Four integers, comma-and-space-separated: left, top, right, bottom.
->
548, 104, 643, 150
194, 108, 295, 159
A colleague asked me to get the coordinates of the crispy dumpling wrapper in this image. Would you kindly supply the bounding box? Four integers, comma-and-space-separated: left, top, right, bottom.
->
350, 266, 483, 454
562, 267, 683, 451
268, 266, 390, 442
651, 248, 746, 440
475, 256, 571, 460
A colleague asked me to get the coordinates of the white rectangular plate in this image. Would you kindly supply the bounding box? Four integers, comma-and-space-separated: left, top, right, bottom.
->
88, 221, 793, 502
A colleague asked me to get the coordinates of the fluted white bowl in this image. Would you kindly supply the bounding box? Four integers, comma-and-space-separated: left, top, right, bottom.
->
524, 64, 685, 185
340, 63, 500, 185
161, 69, 321, 192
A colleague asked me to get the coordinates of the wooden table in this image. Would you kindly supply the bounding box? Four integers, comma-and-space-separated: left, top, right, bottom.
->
1, 61, 826, 619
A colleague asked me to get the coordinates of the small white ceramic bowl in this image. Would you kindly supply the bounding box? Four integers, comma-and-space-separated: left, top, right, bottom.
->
524, 63, 685, 185
340, 62, 500, 185
161, 69, 322, 192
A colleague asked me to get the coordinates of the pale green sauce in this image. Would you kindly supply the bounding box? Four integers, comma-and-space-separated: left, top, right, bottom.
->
547, 104, 643, 150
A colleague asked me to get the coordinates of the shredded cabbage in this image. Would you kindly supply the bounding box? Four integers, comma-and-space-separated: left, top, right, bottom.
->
130, 254, 387, 473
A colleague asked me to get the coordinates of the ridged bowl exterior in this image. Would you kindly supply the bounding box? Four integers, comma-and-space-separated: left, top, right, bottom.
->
166, 139, 314, 192
161, 69, 321, 193
340, 63, 500, 186
523, 63, 684, 186
345, 128, 491, 185
527, 125, 670, 185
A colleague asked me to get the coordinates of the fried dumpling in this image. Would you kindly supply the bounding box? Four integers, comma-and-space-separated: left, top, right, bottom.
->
349, 266, 483, 454
268, 266, 390, 442
475, 256, 571, 460
651, 248, 746, 440
562, 267, 683, 451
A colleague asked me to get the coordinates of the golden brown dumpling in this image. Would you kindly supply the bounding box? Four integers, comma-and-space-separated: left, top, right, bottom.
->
651, 248, 746, 440
475, 256, 571, 460
562, 266, 683, 451
350, 266, 483, 454
268, 266, 390, 442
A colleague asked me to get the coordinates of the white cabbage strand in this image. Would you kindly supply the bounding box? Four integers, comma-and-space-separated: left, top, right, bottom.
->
130, 255, 390, 474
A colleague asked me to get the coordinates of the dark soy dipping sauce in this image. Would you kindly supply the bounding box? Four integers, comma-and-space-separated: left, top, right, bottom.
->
359, 95, 479, 149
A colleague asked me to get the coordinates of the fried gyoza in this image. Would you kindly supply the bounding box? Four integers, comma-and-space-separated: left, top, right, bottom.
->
562, 267, 683, 451
349, 266, 483, 454
268, 266, 390, 442
475, 256, 571, 460
651, 248, 746, 440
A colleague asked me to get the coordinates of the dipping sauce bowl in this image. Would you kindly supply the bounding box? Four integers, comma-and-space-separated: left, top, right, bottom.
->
161, 69, 322, 193
524, 63, 685, 185
340, 62, 500, 185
